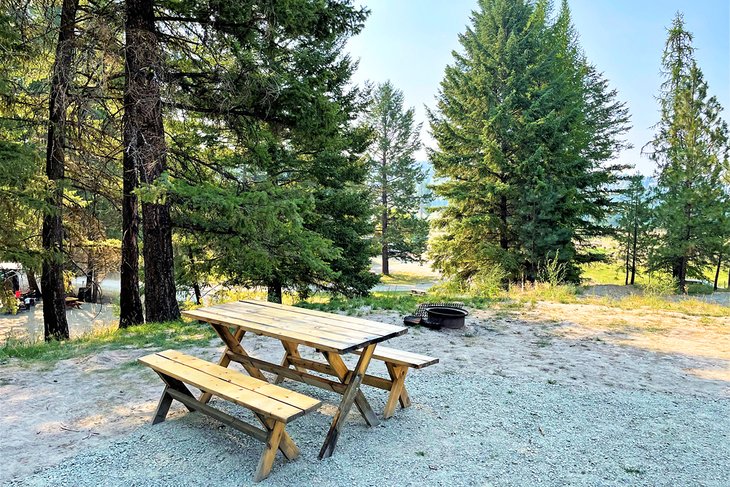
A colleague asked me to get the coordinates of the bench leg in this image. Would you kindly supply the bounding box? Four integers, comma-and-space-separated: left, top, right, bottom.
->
200, 327, 246, 404
151, 374, 197, 424
255, 421, 286, 482
152, 386, 174, 425
319, 344, 376, 459
383, 364, 409, 419
386, 363, 412, 409
210, 323, 300, 461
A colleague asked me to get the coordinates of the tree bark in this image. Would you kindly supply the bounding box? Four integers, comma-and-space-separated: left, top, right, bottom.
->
630, 214, 638, 285
27, 270, 41, 296
125, 0, 179, 323
41, 0, 78, 341
499, 195, 509, 251
119, 4, 146, 328
624, 232, 630, 286
267, 280, 283, 304
677, 256, 687, 294
186, 247, 202, 305
119, 149, 144, 324
713, 252, 722, 291
381, 174, 389, 276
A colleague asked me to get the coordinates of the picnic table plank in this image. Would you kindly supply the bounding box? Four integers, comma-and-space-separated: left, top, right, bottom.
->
208, 304, 382, 344
183, 308, 356, 353
214, 303, 384, 342
236, 300, 406, 335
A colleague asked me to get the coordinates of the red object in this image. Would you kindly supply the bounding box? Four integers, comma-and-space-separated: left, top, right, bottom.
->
15, 291, 21, 298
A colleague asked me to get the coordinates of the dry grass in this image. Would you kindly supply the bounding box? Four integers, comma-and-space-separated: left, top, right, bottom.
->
516, 299, 730, 382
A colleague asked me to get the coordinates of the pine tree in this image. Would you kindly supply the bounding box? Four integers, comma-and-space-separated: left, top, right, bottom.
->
41, 0, 79, 340
364, 81, 429, 276
616, 175, 653, 285
429, 0, 630, 285
646, 13, 730, 293
157, 0, 376, 299
123, 0, 180, 323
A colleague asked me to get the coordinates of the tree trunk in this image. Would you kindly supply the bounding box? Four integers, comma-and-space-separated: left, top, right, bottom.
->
267, 280, 283, 304
186, 247, 202, 305
677, 256, 687, 294
624, 236, 630, 286
119, 164, 143, 324
119, 6, 145, 328
713, 252, 722, 291
630, 215, 638, 285
27, 270, 41, 296
499, 195, 508, 251
125, 0, 180, 323
41, 0, 78, 341
381, 188, 389, 276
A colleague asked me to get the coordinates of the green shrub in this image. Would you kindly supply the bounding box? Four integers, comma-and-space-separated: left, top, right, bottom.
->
640, 274, 676, 296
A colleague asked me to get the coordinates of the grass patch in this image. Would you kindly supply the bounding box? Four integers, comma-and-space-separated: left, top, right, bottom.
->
508, 283, 581, 305
0, 320, 216, 364
379, 271, 436, 286
298, 291, 495, 315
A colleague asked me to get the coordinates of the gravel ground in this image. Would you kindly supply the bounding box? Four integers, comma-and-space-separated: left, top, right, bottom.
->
8, 369, 729, 487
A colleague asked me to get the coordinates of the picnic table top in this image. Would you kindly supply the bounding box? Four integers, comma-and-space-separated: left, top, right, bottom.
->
182, 300, 408, 354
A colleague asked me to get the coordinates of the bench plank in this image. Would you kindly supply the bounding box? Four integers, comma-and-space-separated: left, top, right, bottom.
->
139, 352, 312, 422
353, 345, 438, 369
158, 350, 321, 413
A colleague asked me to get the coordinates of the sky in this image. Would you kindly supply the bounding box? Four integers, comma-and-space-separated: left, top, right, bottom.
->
345, 0, 730, 175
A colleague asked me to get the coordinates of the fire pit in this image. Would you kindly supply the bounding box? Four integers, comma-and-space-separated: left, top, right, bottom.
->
425, 306, 468, 329
403, 302, 468, 329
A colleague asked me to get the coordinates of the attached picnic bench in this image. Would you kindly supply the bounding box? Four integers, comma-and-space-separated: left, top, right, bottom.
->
139, 349, 320, 482
351, 345, 438, 419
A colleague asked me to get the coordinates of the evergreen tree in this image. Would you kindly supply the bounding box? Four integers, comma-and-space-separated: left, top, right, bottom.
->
429, 0, 630, 285
616, 175, 653, 285
646, 14, 730, 293
41, 0, 79, 340
125, 0, 180, 323
157, 0, 376, 299
364, 81, 429, 275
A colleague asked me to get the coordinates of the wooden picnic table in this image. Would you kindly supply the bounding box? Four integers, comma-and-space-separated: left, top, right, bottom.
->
182, 300, 408, 459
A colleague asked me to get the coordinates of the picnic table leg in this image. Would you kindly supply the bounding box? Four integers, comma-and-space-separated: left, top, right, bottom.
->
383, 364, 409, 419
200, 327, 246, 405
274, 341, 305, 385
319, 343, 376, 459
210, 323, 300, 461
322, 351, 379, 427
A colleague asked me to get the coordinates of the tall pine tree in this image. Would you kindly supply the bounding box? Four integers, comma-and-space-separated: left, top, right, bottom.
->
365, 81, 429, 276
646, 13, 729, 293
616, 175, 653, 285
429, 0, 630, 285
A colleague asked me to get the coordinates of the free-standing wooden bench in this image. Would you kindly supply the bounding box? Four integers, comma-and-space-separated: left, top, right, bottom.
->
139, 350, 320, 482
352, 346, 438, 419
